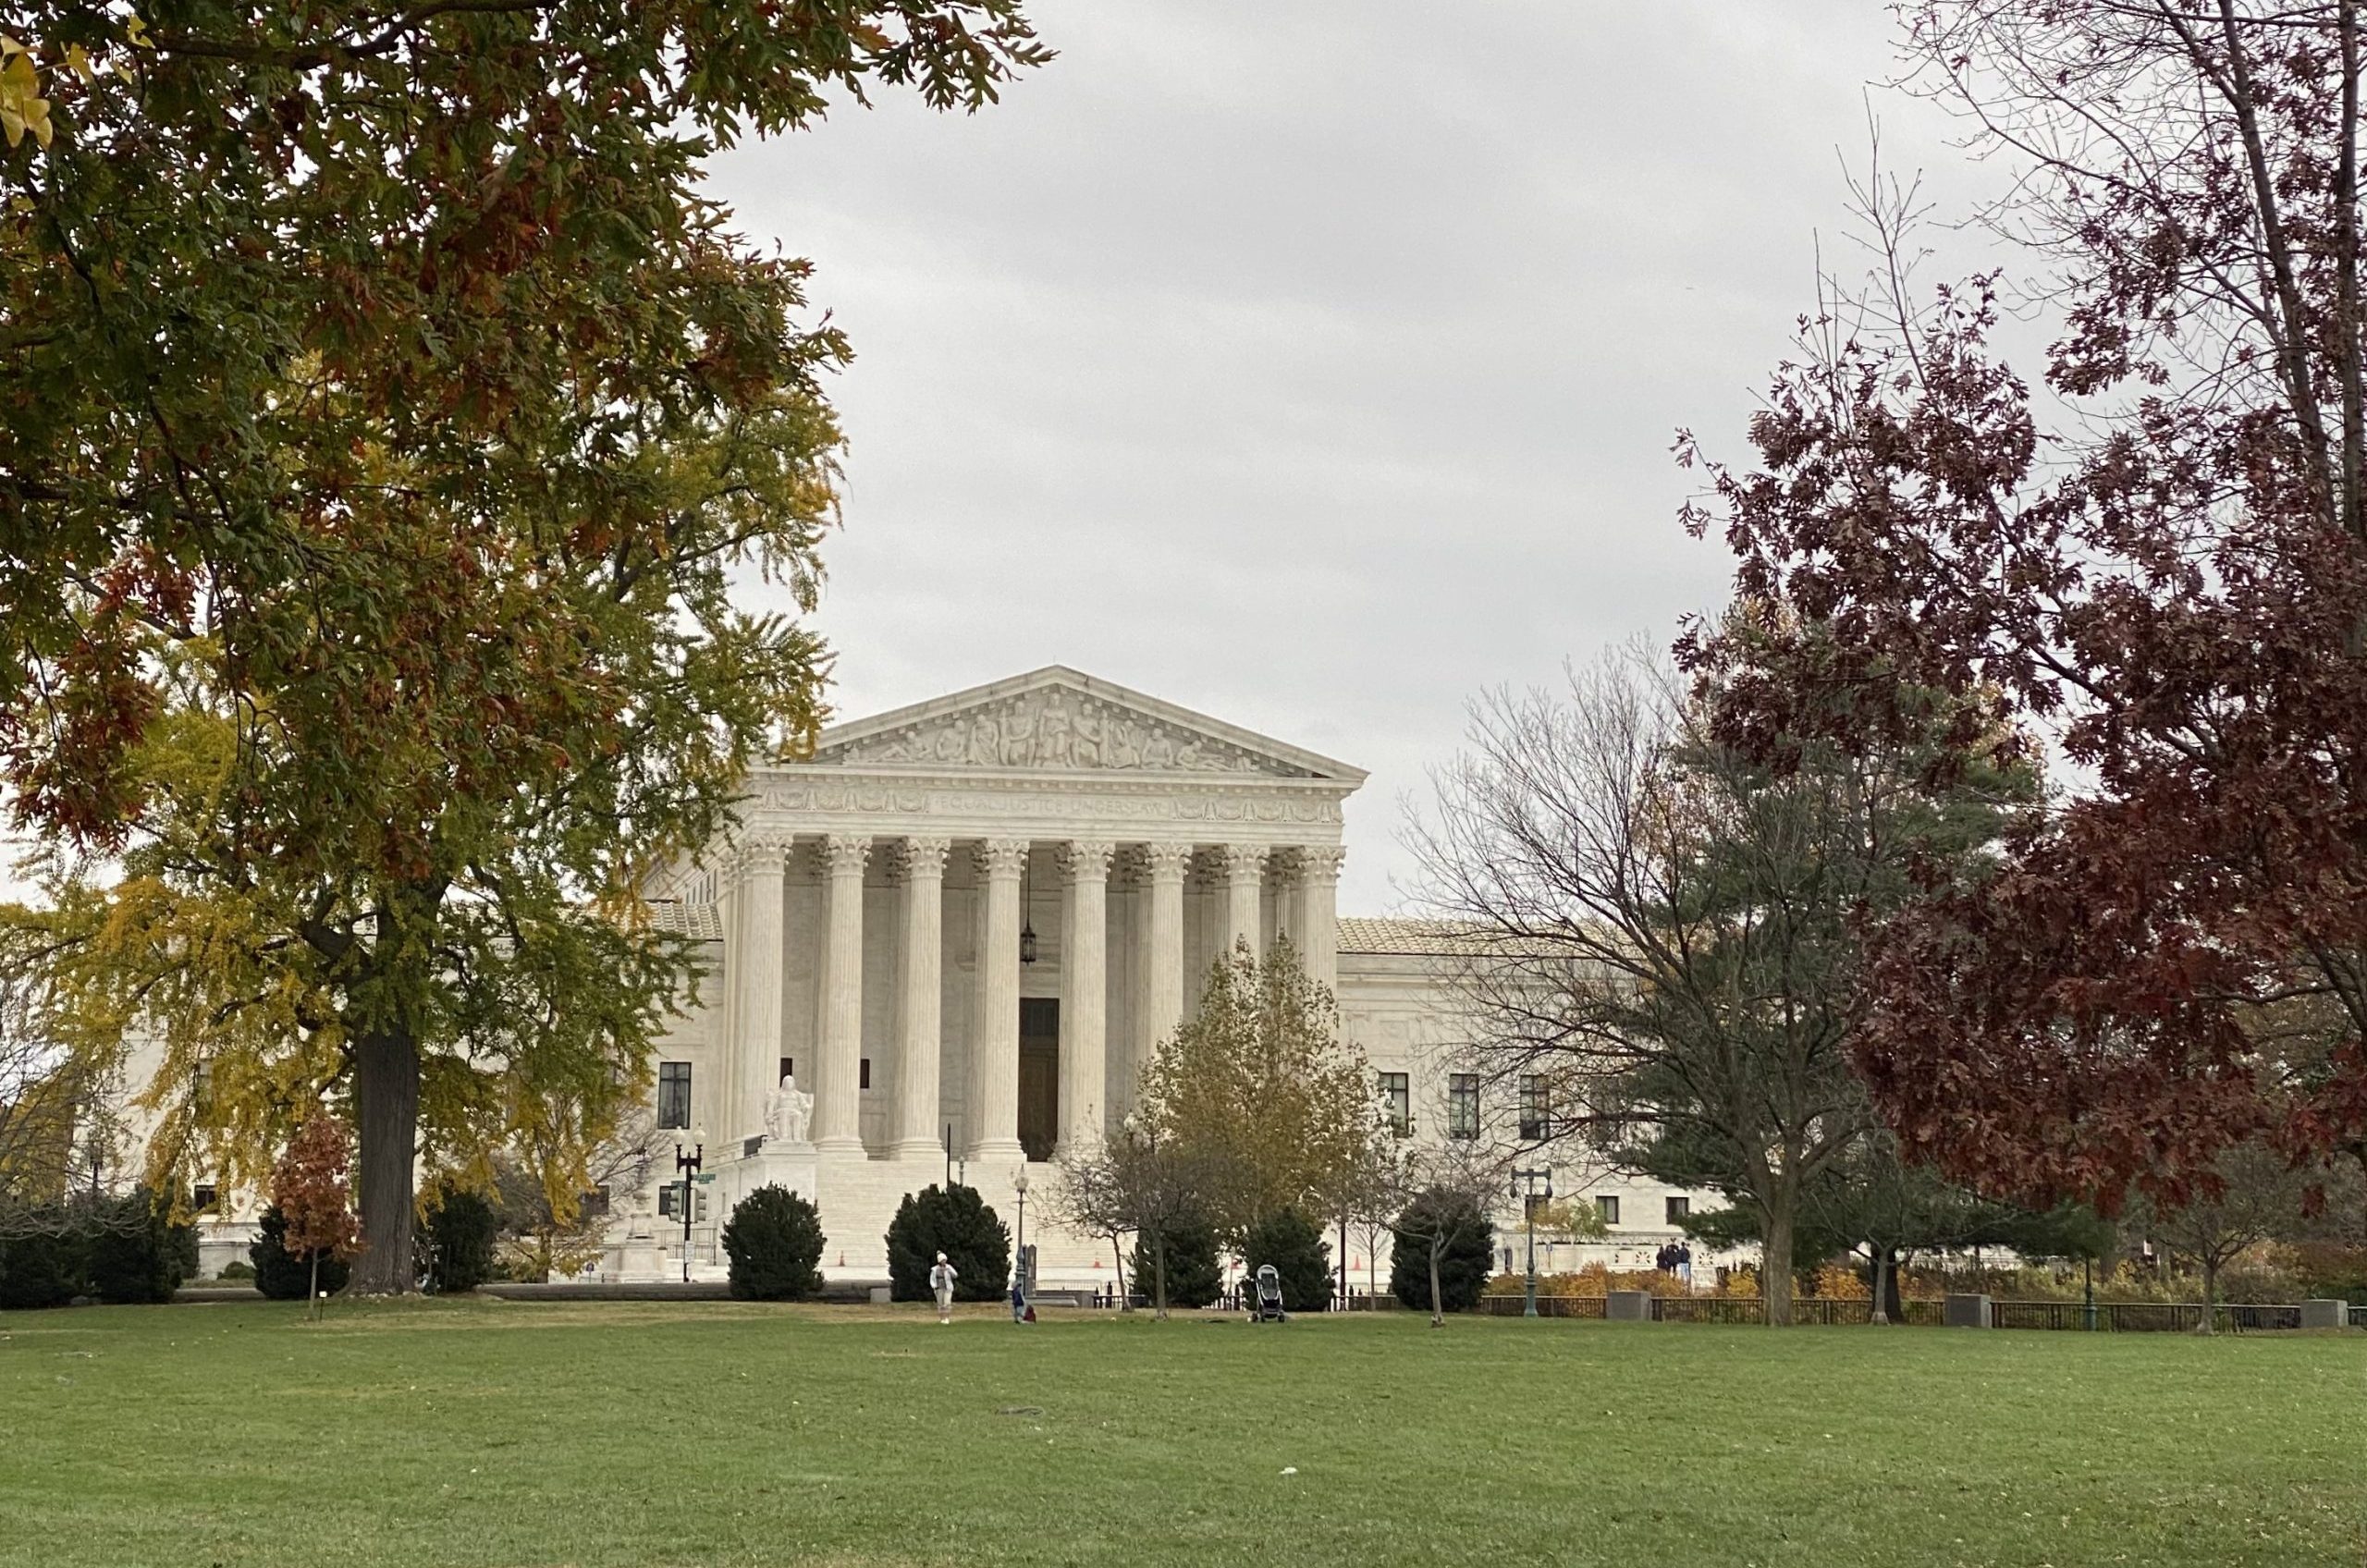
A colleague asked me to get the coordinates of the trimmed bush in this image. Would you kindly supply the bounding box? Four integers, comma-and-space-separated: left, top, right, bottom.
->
885, 1183, 1011, 1303
0, 1217, 85, 1310
1130, 1216, 1221, 1309
85, 1187, 193, 1305
251, 1205, 351, 1302
217, 1260, 256, 1282
1242, 1208, 1332, 1312
1390, 1189, 1496, 1314
723, 1185, 826, 1301
423, 1182, 498, 1295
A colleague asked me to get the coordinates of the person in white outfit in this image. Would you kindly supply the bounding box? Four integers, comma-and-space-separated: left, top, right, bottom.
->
929, 1251, 958, 1323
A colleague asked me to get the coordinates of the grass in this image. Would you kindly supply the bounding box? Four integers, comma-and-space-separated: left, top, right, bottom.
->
1, 1299, 2362, 1568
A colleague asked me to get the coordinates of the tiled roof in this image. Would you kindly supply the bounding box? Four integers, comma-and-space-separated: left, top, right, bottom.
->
1336, 916, 1478, 955
644, 900, 726, 941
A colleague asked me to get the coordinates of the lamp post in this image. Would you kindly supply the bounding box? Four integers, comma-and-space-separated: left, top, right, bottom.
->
2082, 1255, 2097, 1331
1513, 1167, 1552, 1318
674, 1129, 705, 1284
1012, 1166, 1031, 1299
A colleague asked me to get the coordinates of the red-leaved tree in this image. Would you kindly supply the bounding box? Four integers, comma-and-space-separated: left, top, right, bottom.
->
272, 1116, 360, 1317
1680, 1, 2367, 1215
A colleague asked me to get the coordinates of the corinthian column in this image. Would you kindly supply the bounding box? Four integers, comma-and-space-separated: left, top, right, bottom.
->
730, 836, 789, 1140
812, 833, 871, 1158
1057, 839, 1115, 1153
1130, 843, 1191, 1116
891, 837, 951, 1159
1219, 843, 1268, 957
1296, 845, 1345, 998
967, 839, 1028, 1163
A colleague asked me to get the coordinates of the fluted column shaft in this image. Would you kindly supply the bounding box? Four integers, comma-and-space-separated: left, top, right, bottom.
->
891, 838, 951, 1158
1058, 840, 1115, 1153
813, 834, 871, 1156
1220, 844, 1268, 957
1297, 845, 1345, 998
1132, 844, 1191, 1118
967, 840, 1028, 1163
730, 839, 788, 1140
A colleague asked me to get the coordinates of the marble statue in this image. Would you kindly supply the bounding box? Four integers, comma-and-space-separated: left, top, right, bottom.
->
764, 1072, 815, 1145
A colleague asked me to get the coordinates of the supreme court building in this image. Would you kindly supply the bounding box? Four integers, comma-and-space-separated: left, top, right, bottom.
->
610, 666, 1724, 1291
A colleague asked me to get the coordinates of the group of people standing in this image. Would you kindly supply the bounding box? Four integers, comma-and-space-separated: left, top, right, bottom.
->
1654, 1241, 1694, 1284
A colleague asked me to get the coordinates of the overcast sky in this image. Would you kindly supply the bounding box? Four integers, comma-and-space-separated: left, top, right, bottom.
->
707, 1, 1996, 913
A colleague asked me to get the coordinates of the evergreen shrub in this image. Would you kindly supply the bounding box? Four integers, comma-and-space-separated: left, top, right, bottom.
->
1242, 1207, 1331, 1311
251, 1205, 351, 1301
1130, 1216, 1221, 1308
85, 1187, 193, 1305
723, 1185, 826, 1301
423, 1182, 498, 1294
0, 1215, 85, 1310
1390, 1189, 1495, 1313
885, 1183, 1010, 1303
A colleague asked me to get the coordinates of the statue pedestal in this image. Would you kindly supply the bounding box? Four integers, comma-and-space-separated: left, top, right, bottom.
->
712, 1138, 821, 1229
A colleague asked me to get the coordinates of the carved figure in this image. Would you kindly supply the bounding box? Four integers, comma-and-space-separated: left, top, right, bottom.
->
1039, 698, 1074, 766
935, 720, 968, 763
764, 1073, 815, 1145
968, 713, 1000, 766
1000, 702, 1036, 766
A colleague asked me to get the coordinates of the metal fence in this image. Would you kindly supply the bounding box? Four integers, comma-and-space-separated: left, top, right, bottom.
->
1477, 1293, 2332, 1331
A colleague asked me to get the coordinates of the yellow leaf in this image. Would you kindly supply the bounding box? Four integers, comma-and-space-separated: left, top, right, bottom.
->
123, 16, 151, 49
65, 43, 92, 83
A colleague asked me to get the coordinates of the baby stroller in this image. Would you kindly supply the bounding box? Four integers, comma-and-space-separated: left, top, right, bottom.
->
1248, 1263, 1287, 1324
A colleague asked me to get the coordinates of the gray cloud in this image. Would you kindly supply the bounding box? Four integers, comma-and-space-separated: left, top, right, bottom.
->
708, 0, 1991, 911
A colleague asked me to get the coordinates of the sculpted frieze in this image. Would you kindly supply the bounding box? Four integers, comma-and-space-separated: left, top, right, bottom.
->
821, 690, 1313, 777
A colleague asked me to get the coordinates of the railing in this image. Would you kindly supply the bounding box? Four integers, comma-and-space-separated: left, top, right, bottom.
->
1653, 1295, 1768, 1325
1476, 1292, 1607, 1318
2352, 1304, 2367, 1329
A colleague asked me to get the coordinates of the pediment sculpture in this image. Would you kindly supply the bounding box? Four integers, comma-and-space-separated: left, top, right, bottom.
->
825, 689, 1307, 776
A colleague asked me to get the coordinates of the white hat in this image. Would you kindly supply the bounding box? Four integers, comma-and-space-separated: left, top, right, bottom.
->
936, 1251, 948, 1262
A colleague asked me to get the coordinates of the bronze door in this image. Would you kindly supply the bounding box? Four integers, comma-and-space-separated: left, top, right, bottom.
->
1018, 998, 1060, 1161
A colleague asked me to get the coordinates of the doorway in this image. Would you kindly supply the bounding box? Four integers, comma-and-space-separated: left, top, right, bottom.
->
1019, 997, 1060, 1162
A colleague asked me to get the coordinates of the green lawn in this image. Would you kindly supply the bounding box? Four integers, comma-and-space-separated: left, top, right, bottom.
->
0, 1300, 2361, 1568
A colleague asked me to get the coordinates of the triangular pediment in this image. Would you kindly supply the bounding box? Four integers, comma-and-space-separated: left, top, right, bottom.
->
801, 667, 1365, 783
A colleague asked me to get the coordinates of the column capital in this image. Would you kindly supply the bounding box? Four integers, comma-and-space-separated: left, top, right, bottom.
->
735, 832, 794, 876
1137, 842, 1193, 883
1057, 839, 1117, 882
895, 835, 953, 882
820, 833, 872, 877
1296, 845, 1346, 883
974, 839, 1029, 880
1216, 843, 1269, 879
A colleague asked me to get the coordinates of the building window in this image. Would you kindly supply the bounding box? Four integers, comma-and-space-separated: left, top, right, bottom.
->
1665, 1195, 1689, 1226
1517, 1075, 1550, 1142
657, 1060, 692, 1129
1595, 1194, 1620, 1227
1377, 1072, 1410, 1135
1447, 1073, 1479, 1140
190, 1181, 218, 1212
778, 1056, 794, 1084
860, 1058, 871, 1091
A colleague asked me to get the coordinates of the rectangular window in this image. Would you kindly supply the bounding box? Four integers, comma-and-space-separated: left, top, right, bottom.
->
1665, 1195, 1690, 1226
860, 1058, 872, 1091
657, 1060, 692, 1129
190, 1181, 218, 1212
1378, 1072, 1410, 1135
1595, 1194, 1620, 1228
778, 1056, 794, 1084
1447, 1073, 1479, 1140
1517, 1075, 1550, 1142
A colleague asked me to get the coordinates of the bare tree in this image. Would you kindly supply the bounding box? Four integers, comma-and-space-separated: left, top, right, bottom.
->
2133, 1141, 2317, 1330
1047, 1118, 1215, 1319
1408, 642, 2030, 1325
1387, 1139, 1513, 1327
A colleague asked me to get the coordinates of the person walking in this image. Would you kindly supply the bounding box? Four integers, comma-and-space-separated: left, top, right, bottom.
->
929, 1251, 958, 1324
1009, 1265, 1028, 1325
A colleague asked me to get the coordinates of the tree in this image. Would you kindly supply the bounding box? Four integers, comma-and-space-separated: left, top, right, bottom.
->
1411, 643, 2031, 1324
1680, 1, 2367, 1215
0, 959, 88, 1227
884, 1184, 1010, 1305
268, 1116, 359, 1316
2134, 1142, 2315, 1329
84, 1184, 195, 1305
492, 1106, 656, 1282
1128, 1216, 1222, 1312
1390, 1177, 1498, 1324
1051, 1119, 1217, 1317
721, 1185, 826, 1303
1135, 937, 1389, 1243
250, 1206, 350, 1302
1, 5, 1049, 1295
1241, 1207, 1331, 1313
422, 1181, 497, 1295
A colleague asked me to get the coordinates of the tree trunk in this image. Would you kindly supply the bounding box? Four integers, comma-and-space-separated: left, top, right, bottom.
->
1428, 1238, 1444, 1328
1869, 1246, 1890, 1327
350, 1028, 421, 1295
2199, 1256, 2219, 1336
1762, 1203, 1796, 1328
308, 1251, 320, 1321
1152, 1231, 1169, 1320
1111, 1233, 1131, 1310
1883, 1248, 1905, 1324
